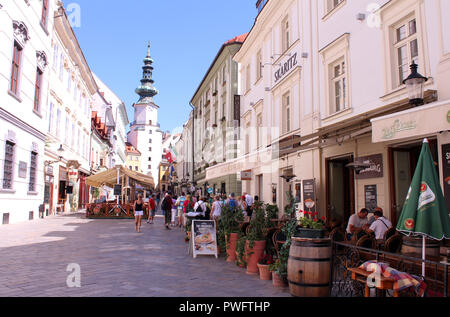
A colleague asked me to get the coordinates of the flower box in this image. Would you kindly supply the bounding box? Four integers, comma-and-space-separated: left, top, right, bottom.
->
295, 227, 325, 239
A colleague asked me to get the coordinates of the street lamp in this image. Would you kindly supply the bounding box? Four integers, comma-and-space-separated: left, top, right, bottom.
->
45, 144, 65, 166
403, 61, 428, 107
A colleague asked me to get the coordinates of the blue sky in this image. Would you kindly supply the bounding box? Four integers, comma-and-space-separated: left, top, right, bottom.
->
63, 0, 256, 134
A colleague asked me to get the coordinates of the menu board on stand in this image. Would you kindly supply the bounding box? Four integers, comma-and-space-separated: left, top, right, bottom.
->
191, 220, 218, 259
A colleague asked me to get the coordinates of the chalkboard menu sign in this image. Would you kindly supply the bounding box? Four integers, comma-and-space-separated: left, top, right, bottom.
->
364, 185, 378, 212
192, 220, 218, 259
442, 144, 450, 212
302, 179, 316, 213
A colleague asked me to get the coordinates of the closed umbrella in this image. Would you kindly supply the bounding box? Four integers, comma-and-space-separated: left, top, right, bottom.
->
396, 139, 450, 277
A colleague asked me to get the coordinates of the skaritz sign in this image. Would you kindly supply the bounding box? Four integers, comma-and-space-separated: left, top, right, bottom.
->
274, 52, 298, 83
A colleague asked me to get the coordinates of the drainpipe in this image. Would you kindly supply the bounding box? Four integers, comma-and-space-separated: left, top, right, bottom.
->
189, 102, 195, 187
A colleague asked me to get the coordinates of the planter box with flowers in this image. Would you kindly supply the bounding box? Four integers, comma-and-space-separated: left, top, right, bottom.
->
296, 211, 327, 238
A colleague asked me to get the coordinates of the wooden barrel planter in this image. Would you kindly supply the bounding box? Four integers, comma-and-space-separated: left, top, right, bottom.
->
401, 236, 441, 260
288, 238, 332, 297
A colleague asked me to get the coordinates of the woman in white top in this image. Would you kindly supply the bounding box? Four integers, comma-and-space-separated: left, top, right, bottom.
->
211, 196, 223, 221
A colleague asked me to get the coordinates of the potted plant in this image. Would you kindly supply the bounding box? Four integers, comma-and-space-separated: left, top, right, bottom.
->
219, 204, 244, 262
235, 235, 247, 268
245, 202, 269, 275
257, 254, 274, 280
269, 260, 288, 288
296, 211, 327, 239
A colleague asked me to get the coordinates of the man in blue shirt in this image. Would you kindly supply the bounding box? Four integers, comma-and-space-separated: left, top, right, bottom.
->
228, 193, 237, 209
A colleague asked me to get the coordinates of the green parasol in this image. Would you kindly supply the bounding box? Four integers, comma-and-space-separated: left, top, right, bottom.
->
397, 139, 450, 276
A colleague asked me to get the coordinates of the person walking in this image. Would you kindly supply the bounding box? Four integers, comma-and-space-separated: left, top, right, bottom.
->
194, 196, 207, 219
171, 195, 178, 227
176, 193, 186, 228
244, 192, 254, 218
211, 195, 223, 221
134, 194, 145, 233
147, 194, 157, 224
161, 192, 173, 230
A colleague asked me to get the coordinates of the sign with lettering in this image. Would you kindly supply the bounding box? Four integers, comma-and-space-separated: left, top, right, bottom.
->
355, 154, 384, 179
442, 144, 450, 212
302, 179, 316, 213
274, 52, 298, 83
241, 170, 252, 181
18, 162, 27, 178
364, 185, 378, 212
192, 220, 218, 259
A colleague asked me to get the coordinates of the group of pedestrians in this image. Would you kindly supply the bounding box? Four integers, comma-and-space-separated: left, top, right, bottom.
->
132, 191, 259, 233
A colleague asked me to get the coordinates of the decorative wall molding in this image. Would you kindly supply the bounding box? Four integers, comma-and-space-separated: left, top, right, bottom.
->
36, 51, 48, 71
13, 20, 30, 46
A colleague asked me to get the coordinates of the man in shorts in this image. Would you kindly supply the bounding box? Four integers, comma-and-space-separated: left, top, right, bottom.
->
147, 194, 157, 224
176, 193, 186, 228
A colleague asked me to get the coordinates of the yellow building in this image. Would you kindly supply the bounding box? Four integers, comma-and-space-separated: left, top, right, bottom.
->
125, 142, 142, 173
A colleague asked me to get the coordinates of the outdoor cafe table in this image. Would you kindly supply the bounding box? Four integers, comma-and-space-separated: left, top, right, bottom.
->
348, 267, 399, 297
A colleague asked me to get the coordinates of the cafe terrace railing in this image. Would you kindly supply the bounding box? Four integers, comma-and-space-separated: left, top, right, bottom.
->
331, 241, 449, 297
85, 203, 148, 219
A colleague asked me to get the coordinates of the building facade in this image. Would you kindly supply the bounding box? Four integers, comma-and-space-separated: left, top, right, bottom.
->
193, 34, 247, 197
206, 0, 450, 227
125, 142, 142, 173
128, 43, 162, 188
0, 0, 55, 224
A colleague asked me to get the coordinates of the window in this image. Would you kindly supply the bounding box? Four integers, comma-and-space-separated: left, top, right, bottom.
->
67, 69, 71, 91
77, 129, 81, 154
149, 147, 152, 151
48, 102, 54, 133
282, 92, 291, 134
56, 109, 61, 138
245, 64, 251, 92
257, 113, 263, 148
71, 124, 75, 149
41, 0, 49, 28
148, 157, 152, 161
245, 122, 250, 155
3, 141, 15, 190
64, 116, 69, 145
129, 166, 133, 170
29, 152, 38, 192
10, 41, 22, 96
149, 130, 153, 134
59, 53, 64, 80
52, 44, 59, 70
394, 18, 418, 87
282, 17, 290, 53
256, 49, 263, 81
74, 84, 78, 100
34, 68, 43, 112
222, 102, 226, 119
149, 139, 152, 144
222, 64, 227, 84
148, 165, 152, 170
330, 58, 348, 113
135, 166, 138, 171
326, 0, 344, 14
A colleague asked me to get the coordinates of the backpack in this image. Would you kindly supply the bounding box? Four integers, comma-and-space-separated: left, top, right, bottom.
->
161, 197, 169, 210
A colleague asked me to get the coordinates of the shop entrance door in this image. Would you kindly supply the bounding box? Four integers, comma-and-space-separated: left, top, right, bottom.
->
389, 139, 438, 226
326, 155, 355, 225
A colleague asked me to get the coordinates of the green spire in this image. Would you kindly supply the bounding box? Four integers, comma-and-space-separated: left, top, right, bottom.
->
135, 41, 158, 104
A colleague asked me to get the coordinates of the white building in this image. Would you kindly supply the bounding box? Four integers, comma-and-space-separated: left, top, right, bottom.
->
0, 0, 55, 225
44, 5, 97, 214
93, 73, 129, 167
208, 0, 450, 226
128, 43, 162, 188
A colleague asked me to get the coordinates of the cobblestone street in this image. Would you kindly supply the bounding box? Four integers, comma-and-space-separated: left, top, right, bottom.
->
0, 213, 290, 297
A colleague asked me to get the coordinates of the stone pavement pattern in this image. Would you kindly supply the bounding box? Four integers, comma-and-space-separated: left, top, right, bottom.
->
0, 213, 291, 297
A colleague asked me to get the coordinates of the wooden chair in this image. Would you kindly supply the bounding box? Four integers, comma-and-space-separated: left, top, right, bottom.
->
329, 227, 346, 242
383, 227, 396, 241
356, 234, 377, 249
272, 229, 286, 258
351, 229, 367, 243
384, 234, 403, 253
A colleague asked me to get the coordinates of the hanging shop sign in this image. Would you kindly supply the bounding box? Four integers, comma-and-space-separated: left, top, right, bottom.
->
192, 220, 218, 259
241, 170, 252, 181
364, 185, 378, 213
302, 179, 316, 213
274, 52, 298, 83
355, 154, 384, 180
442, 143, 450, 212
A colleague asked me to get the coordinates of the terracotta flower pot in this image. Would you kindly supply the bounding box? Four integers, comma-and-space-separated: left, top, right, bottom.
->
245, 240, 266, 275
257, 263, 272, 280
226, 233, 239, 263
272, 272, 288, 288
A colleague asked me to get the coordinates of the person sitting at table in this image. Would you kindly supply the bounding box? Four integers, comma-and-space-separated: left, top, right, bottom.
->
346, 208, 370, 240
365, 209, 392, 240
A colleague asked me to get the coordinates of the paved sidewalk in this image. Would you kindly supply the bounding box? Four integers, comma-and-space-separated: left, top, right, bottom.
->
0, 213, 291, 297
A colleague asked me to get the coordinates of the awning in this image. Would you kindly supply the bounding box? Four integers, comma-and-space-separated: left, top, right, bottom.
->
85, 166, 155, 188
371, 99, 450, 143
